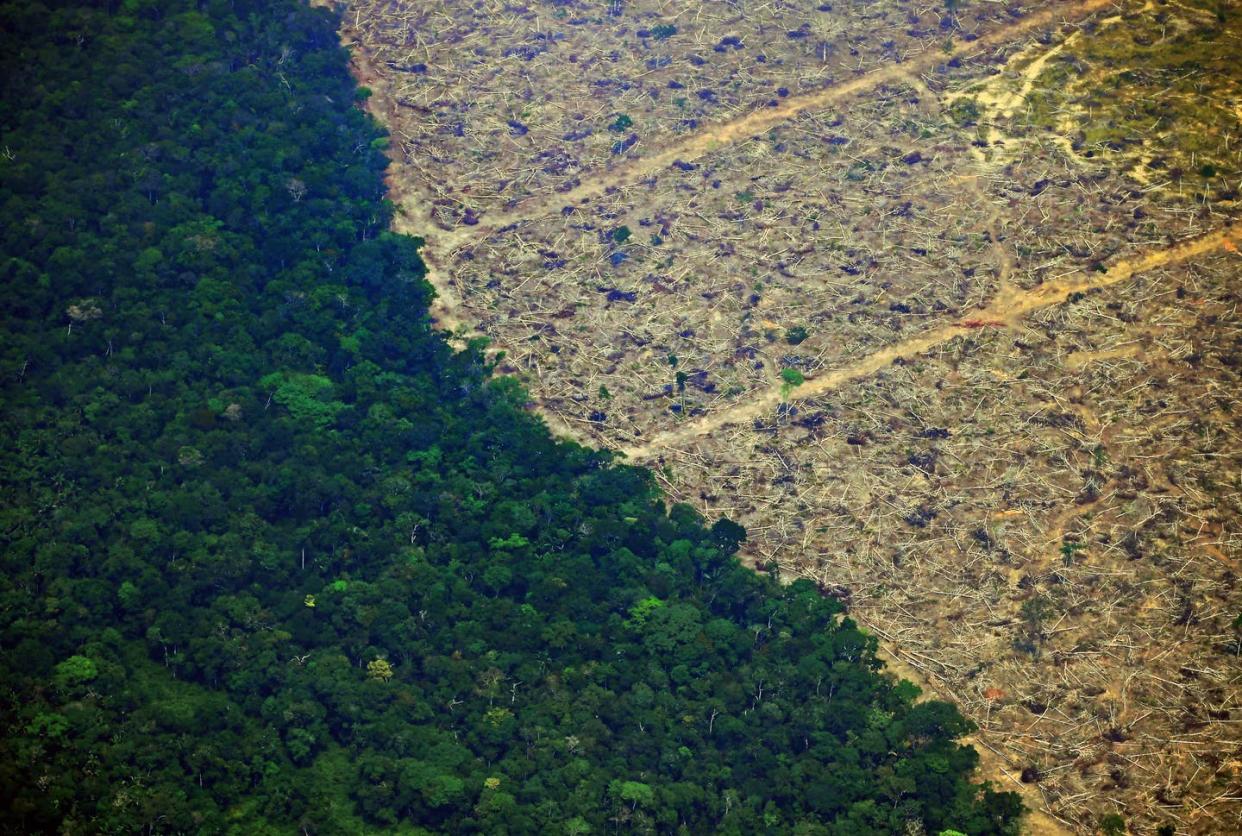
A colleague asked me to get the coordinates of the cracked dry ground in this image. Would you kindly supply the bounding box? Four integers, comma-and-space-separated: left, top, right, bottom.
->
337, 0, 1242, 831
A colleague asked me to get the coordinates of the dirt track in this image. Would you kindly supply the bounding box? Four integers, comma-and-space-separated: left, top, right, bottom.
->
622, 224, 1237, 461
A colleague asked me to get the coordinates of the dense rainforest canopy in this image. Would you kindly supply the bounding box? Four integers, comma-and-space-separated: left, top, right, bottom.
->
0, 1, 1022, 833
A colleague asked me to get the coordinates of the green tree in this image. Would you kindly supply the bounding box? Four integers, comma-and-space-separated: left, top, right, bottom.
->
780, 367, 806, 400
52, 655, 97, 690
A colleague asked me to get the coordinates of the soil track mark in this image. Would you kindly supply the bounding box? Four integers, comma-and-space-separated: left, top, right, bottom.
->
621, 224, 1237, 461
902, 72, 1018, 295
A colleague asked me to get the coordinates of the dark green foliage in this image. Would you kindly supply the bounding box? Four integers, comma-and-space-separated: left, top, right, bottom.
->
1099, 813, 1127, 836
786, 325, 810, 345
949, 97, 981, 126
0, 1, 1022, 833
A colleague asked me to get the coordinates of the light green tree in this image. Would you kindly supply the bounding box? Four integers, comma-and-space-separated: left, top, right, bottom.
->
53, 655, 97, 690
617, 780, 654, 809
780, 367, 805, 401
259, 371, 344, 428
367, 658, 394, 682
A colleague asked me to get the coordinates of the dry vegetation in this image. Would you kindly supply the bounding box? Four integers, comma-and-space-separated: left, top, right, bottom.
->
447, 80, 1005, 445
644, 243, 1241, 833
345, 0, 1038, 224
1007, 0, 1241, 193
337, 0, 1242, 830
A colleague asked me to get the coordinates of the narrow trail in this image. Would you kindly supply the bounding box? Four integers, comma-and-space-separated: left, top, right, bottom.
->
426, 0, 1119, 252
621, 224, 1237, 461
901, 72, 1018, 296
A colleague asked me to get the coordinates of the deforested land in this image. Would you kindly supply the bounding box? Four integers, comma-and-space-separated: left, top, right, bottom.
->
338, 0, 1242, 832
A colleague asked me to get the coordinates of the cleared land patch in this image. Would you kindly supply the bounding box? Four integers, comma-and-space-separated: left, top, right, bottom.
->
340, 0, 1242, 830
447, 83, 1004, 446
345, 0, 1040, 224
638, 240, 1240, 834
1009, 0, 1241, 194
